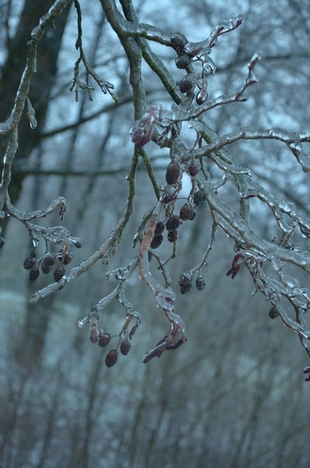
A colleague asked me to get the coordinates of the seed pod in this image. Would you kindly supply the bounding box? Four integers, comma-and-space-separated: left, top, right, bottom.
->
74, 240, 84, 248
194, 189, 207, 206
154, 221, 165, 235
150, 234, 163, 249
179, 203, 196, 221
165, 161, 180, 185
89, 329, 98, 344
29, 267, 40, 283
196, 87, 208, 105
188, 159, 200, 177
166, 215, 181, 231
179, 73, 196, 93
179, 272, 192, 294
42, 252, 57, 268
268, 307, 279, 319
162, 193, 176, 205
98, 333, 111, 347
62, 252, 73, 265
167, 230, 178, 243
120, 338, 132, 356
54, 265, 65, 282
196, 275, 206, 291
171, 32, 187, 53
23, 256, 36, 270
0, 237, 5, 248
41, 264, 52, 275
105, 349, 118, 368
175, 52, 191, 69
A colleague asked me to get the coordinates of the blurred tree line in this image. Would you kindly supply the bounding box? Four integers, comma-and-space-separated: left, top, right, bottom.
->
0, 0, 310, 467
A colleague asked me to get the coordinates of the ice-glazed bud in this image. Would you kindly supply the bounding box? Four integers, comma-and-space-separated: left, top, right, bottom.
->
166, 215, 181, 231
196, 275, 206, 291
89, 328, 98, 344
54, 265, 65, 282
130, 104, 162, 148
150, 234, 163, 249
120, 338, 132, 356
188, 159, 200, 177
179, 203, 196, 221
98, 333, 111, 347
29, 267, 40, 283
167, 230, 178, 243
175, 52, 191, 69
179, 73, 196, 94
42, 252, 57, 268
105, 349, 118, 368
171, 32, 187, 53
23, 256, 36, 270
165, 161, 180, 185
179, 272, 192, 294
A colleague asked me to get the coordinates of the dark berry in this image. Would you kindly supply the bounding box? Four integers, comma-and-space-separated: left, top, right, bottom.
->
105, 349, 118, 368
23, 256, 36, 270
167, 230, 178, 243
165, 161, 180, 185
179, 272, 192, 294
29, 267, 40, 283
42, 252, 56, 268
179, 203, 196, 221
268, 307, 279, 319
196, 275, 206, 291
171, 32, 187, 53
166, 215, 181, 231
194, 189, 207, 206
155, 221, 165, 235
175, 52, 191, 69
54, 265, 65, 282
179, 73, 196, 93
188, 159, 200, 177
151, 234, 163, 249
120, 338, 132, 356
98, 333, 111, 347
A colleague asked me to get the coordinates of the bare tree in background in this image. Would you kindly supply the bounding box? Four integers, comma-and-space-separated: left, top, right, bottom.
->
1, 0, 310, 379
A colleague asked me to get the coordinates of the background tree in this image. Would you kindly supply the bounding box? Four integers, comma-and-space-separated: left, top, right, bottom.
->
1, 0, 310, 467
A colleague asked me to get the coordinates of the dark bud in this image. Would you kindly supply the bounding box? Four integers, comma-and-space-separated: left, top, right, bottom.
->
150, 234, 163, 249
98, 333, 111, 347
179, 203, 196, 221
62, 252, 73, 265
166, 215, 181, 231
155, 221, 165, 235
188, 159, 200, 177
23, 256, 36, 270
171, 32, 187, 53
165, 161, 180, 185
179, 73, 196, 93
42, 252, 57, 268
29, 267, 40, 283
196, 275, 206, 291
89, 329, 98, 344
268, 307, 280, 319
74, 240, 84, 248
194, 189, 207, 206
0, 237, 5, 248
120, 338, 132, 356
196, 88, 208, 105
105, 349, 118, 368
167, 230, 178, 243
162, 193, 176, 205
41, 265, 52, 275
54, 265, 65, 282
175, 52, 191, 69
179, 272, 192, 294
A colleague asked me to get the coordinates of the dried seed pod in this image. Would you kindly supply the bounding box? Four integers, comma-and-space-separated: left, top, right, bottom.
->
105, 349, 118, 368
0, 237, 5, 248
179, 73, 196, 93
175, 52, 191, 69
268, 307, 280, 319
74, 240, 84, 248
196, 275, 206, 291
194, 189, 207, 206
23, 256, 36, 270
179, 203, 196, 221
62, 252, 73, 265
171, 32, 187, 53
179, 272, 192, 294
29, 267, 40, 283
120, 338, 132, 356
54, 265, 65, 282
167, 230, 178, 243
150, 234, 164, 249
165, 161, 180, 185
188, 159, 200, 177
41, 264, 52, 275
166, 215, 181, 231
98, 333, 111, 347
154, 221, 165, 235
42, 252, 57, 268
89, 328, 98, 344
162, 193, 176, 205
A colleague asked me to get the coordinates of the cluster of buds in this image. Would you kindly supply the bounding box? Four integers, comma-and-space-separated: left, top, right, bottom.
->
78, 308, 141, 368
178, 271, 206, 295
